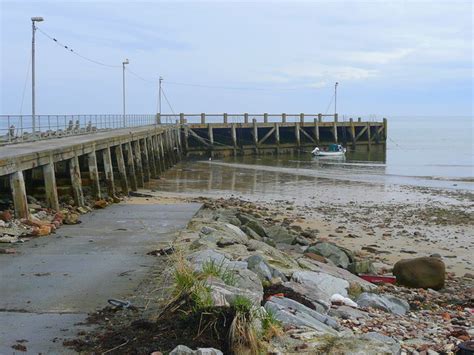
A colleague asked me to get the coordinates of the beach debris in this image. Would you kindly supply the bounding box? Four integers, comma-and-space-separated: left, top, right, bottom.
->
330, 293, 358, 308
147, 246, 175, 256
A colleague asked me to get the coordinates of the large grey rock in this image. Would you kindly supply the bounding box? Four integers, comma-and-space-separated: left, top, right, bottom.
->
237, 213, 267, 238
393, 257, 445, 290
329, 305, 369, 320
264, 296, 339, 334
207, 277, 263, 306
348, 260, 376, 275
240, 225, 262, 241
170, 345, 223, 355
246, 255, 273, 281
233, 267, 264, 294
278, 281, 330, 313
305, 242, 355, 269
187, 249, 247, 272
292, 271, 349, 300
314, 333, 401, 354
356, 292, 410, 315
266, 225, 296, 244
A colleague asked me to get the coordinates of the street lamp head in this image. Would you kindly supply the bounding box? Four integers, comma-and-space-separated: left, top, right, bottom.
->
31, 17, 44, 22
335, 82, 339, 86
123, 58, 129, 65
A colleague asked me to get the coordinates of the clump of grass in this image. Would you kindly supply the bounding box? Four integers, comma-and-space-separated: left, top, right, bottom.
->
229, 296, 259, 355
261, 309, 283, 340
202, 259, 236, 286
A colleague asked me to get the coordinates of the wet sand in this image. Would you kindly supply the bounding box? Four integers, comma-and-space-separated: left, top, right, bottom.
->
141, 158, 473, 276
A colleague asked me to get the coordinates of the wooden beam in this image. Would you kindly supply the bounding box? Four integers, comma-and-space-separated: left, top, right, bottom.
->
350, 118, 356, 149
140, 138, 151, 182
333, 120, 338, 143
125, 142, 138, 191
102, 146, 116, 198
354, 125, 368, 142
87, 149, 101, 199
146, 136, 158, 179
275, 123, 280, 154
188, 129, 211, 146
258, 127, 276, 144
295, 122, 301, 147
314, 118, 320, 143
133, 140, 145, 187
299, 126, 316, 143
43, 160, 59, 211
114, 144, 129, 195
10, 170, 29, 219
69, 155, 85, 207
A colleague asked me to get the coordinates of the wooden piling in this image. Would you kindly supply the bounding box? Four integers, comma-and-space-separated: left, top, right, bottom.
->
223, 113, 228, 124
10, 170, 29, 218
102, 146, 116, 197
140, 139, 151, 182
133, 140, 145, 188
69, 155, 85, 207
333, 120, 338, 143
282, 113, 286, 123
318, 113, 322, 122
43, 160, 60, 211
244, 113, 249, 124
87, 149, 101, 200
125, 142, 138, 191
231, 124, 237, 156
146, 136, 158, 178
264, 113, 268, 123
295, 122, 301, 147
201, 113, 206, 124
350, 118, 356, 149
314, 118, 320, 144
383, 118, 388, 140
114, 144, 129, 194
300, 113, 304, 124
275, 122, 280, 154
367, 122, 372, 151
252, 119, 258, 154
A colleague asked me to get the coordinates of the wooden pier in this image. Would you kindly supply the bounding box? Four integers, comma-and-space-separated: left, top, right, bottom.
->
0, 112, 387, 218
175, 113, 387, 157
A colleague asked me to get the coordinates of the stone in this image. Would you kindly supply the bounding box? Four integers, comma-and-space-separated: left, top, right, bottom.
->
393, 256, 445, 290
304, 252, 328, 263
93, 199, 108, 209
305, 242, 355, 269
232, 267, 263, 293
265, 296, 339, 334
317, 333, 400, 354
328, 305, 369, 320
246, 255, 273, 281
348, 260, 376, 275
170, 345, 194, 355
0, 248, 16, 254
207, 277, 262, 306
187, 249, 247, 272
330, 293, 358, 308
240, 225, 262, 241
292, 270, 350, 300
266, 225, 296, 244
361, 332, 400, 354
0, 211, 13, 222
63, 213, 80, 225
200, 226, 215, 235
237, 213, 267, 238
356, 292, 410, 315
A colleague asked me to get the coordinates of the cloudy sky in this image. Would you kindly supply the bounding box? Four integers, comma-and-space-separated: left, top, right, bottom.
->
1, 0, 472, 116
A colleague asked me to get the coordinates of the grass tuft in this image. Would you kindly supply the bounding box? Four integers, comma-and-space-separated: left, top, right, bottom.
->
201, 259, 236, 286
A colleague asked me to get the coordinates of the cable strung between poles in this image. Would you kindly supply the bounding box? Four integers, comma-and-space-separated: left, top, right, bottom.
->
36, 27, 121, 68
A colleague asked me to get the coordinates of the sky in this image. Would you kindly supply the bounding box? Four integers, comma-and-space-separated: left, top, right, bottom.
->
0, 0, 472, 117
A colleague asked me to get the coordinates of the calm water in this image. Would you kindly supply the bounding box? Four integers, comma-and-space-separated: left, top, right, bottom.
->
163, 116, 474, 193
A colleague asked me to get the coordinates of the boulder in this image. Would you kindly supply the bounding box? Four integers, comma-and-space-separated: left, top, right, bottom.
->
239, 225, 262, 241
264, 296, 339, 334
237, 213, 267, 238
266, 225, 296, 244
232, 267, 263, 294
63, 213, 80, 225
305, 242, 355, 269
314, 333, 400, 354
207, 277, 263, 307
356, 292, 410, 315
246, 255, 273, 281
393, 256, 445, 290
328, 305, 369, 320
93, 199, 108, 209
292, 271, 350, 300
170, 345, 223, 355
348, 260, 376, 275
187, 249, 247, 272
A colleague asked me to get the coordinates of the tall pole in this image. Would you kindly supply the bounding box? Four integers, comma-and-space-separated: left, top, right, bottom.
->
334, 82, 338, 115
31, 17, 44, 138
122, 58, 129, 127
158, 76, 163, 115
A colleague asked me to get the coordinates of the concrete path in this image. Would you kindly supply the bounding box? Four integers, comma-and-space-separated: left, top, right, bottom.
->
0, 203, 201, 354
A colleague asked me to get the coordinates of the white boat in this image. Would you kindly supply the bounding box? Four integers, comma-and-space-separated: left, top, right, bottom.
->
312, 144, 346, 156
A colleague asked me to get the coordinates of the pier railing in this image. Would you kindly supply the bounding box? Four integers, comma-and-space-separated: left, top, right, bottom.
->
1, 113, 381, 145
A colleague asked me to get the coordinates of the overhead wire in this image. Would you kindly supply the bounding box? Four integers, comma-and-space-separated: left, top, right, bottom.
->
161, 87, 177, 116
36, 26, 121, 68
19, 53, 32, 115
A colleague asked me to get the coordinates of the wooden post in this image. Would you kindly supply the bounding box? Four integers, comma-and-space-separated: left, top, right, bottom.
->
43, 160, 60, 211
334, 113, 338, 122
231, 123, 237, 156
183, 126, 190, 155
179, 113, 184, 124
264, 113, 268, 123
69, 155, 85, 207
10, 171, 29, 218
159, 134, 169, 169
102, 146, 116, 197
350, 118, 356, 149
318, 113, 322, 122
300, 113, 304, 124
87, 150, 101, 199
244, 113, 249, 124
358, 117, 361, 122
252, 118, 258, 154
295, 122, 301, 147
125, 142, 138, 191
223, 113, 228, 124
156, 113, 161, 124
201, 113, 206, 124
133, 140, 144, 187
140, 139, 151, 182
367, 122, 371, 151
314, 118, 320, 144
115, 144, 129, 194
146, 137, 158, 178
155, 135, 165, 172
275, 122, 280, 154
282, 113, 286, 123
333, 120, 338, 143
383, 117, 388, 140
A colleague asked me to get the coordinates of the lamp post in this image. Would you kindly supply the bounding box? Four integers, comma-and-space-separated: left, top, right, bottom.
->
31, 16, 44, 138
334, 82, 339, 116
122, 58, 129, 127
158, 76, 163, 116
